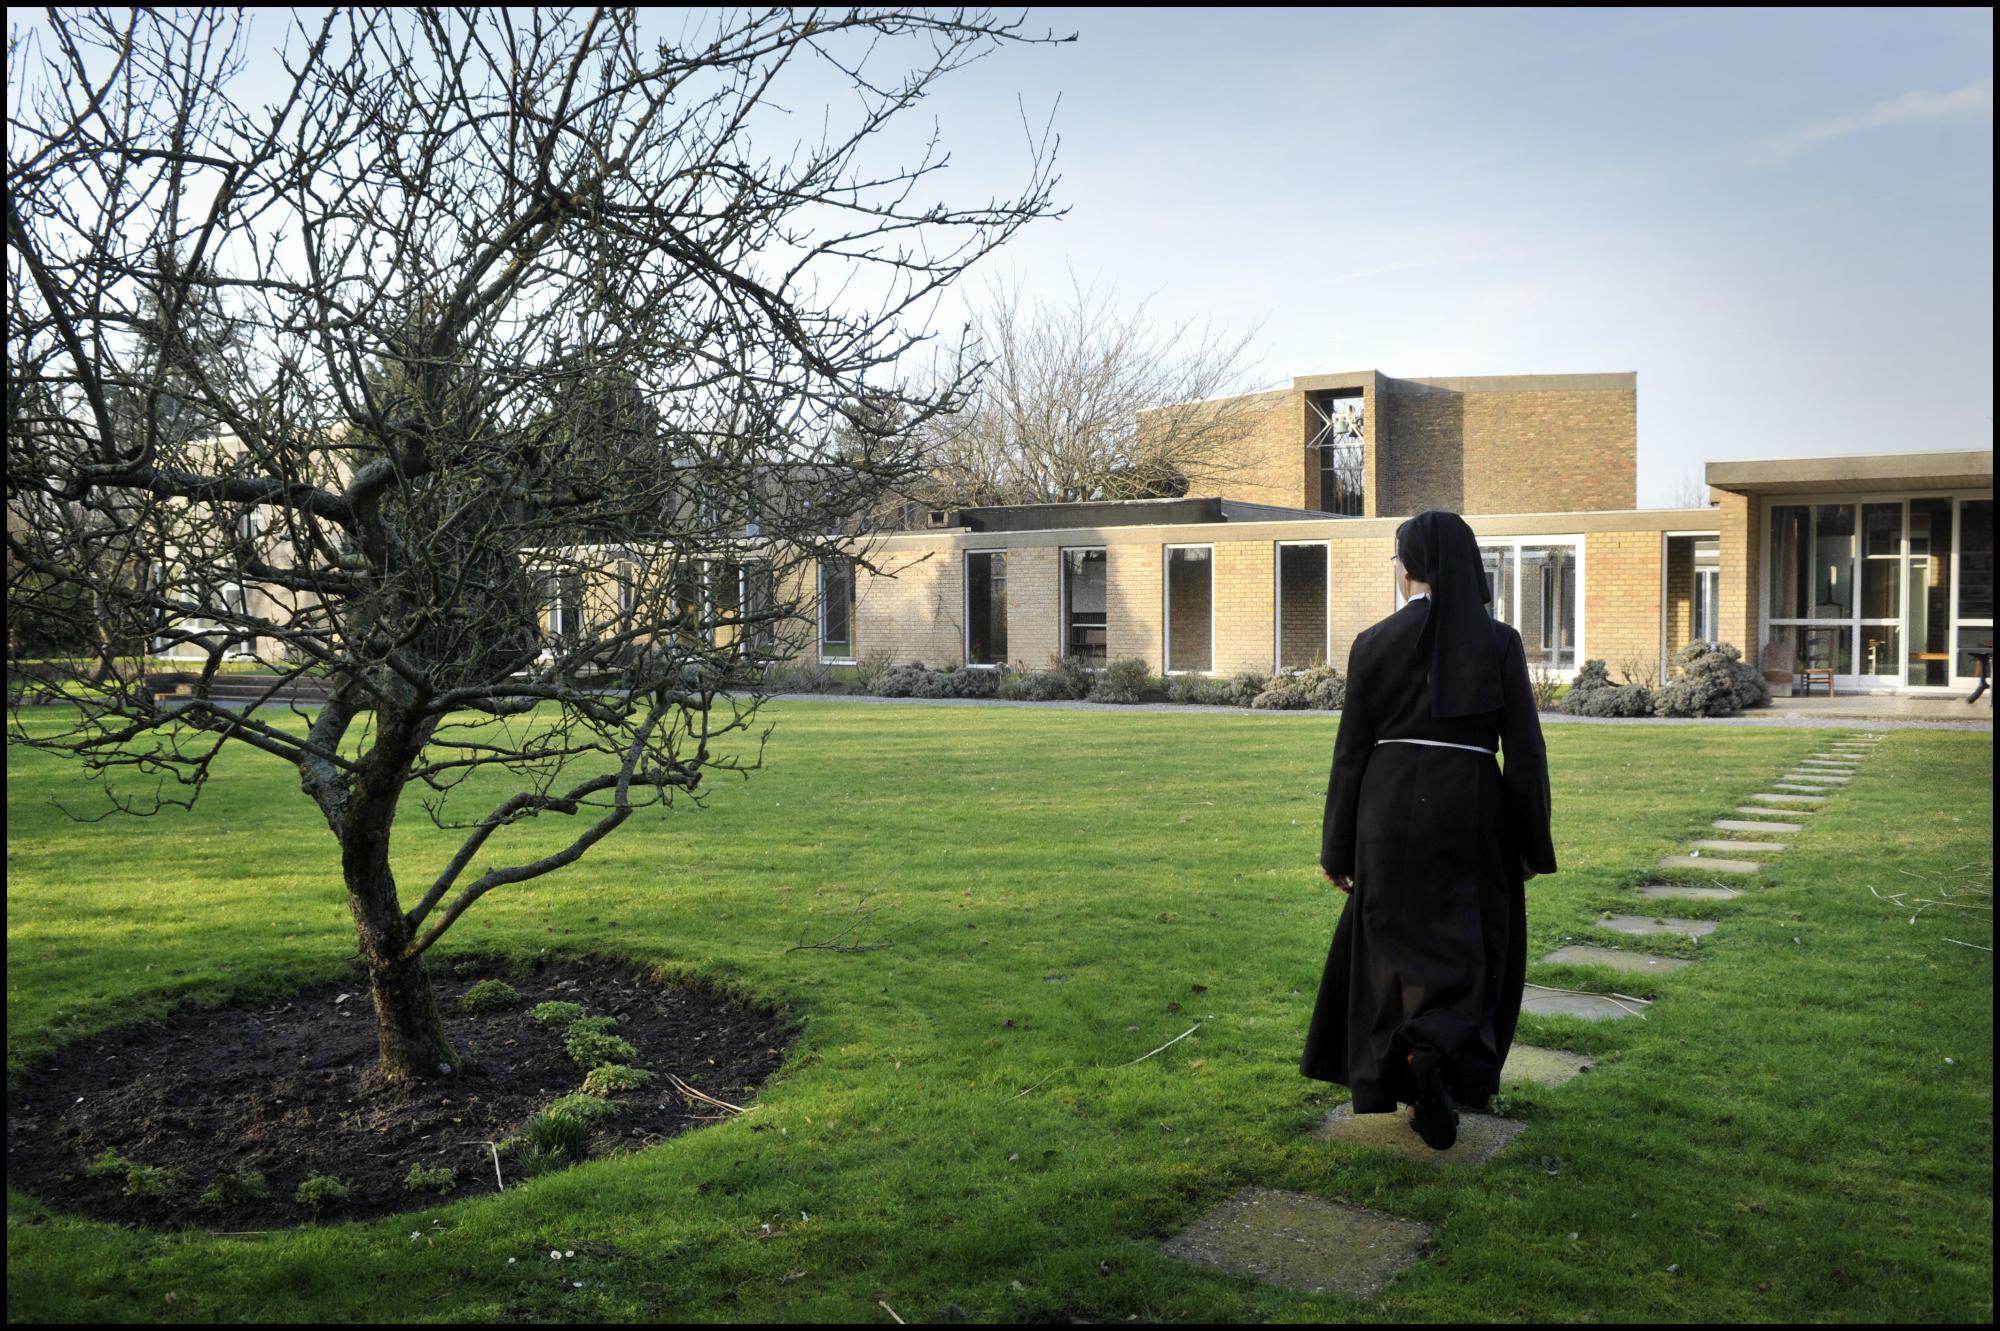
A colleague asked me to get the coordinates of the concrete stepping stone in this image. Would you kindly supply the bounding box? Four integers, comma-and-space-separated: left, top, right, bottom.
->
1502, 1044, 1593, 1087
1637, 883, 1744, 901
1715, 818, 1802, 832
1544, 944, 1694, 972
1772, 784, 1837, 794
1733, 805, 1816, 817
1522, 984, 1650, 1021
1599, 913, 1718, 937
1690, 838, 1789, 853
1805, 753, 1862, 761
1313, 1103, 1526, 1165
1749, 793, 1825, 805
1658, 853, 1760, 873
1783, 771, 1851, 782
1161, 1186, 1431, 1298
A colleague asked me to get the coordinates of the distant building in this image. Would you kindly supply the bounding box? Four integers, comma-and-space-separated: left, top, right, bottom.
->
802, 369, 1994, 694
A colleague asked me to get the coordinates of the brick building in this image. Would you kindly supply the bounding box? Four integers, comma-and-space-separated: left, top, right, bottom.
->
803, 370, 1995, 695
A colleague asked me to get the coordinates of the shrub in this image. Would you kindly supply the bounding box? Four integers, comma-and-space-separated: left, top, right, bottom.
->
1228, 670, 1272, 706
854, 651, 894, 693
1166, 674, 1233, 705
294, 1173, 351, 1211
458, 979, 521, 1013
581, 1064, 656, 1096
948, 665, 1001, 698
565, 1028, 638, 1069
1087, 656, 1153, 704
1527, 665, 1565, 712
546, 1092, 621, 1126
530, 1000, 587, 1026
1656, 640, 1770, 717
1251, 664, 1345, 710
908, 666, 958, 698
123, 1163, 185, 1199
872, 662, 930, 697
403, 1164, 457, 1194
1561, 659, 1655, 718
84, 1149, 133, 1178
197, 1171, 271, 1209
566, 1014, 619, 1035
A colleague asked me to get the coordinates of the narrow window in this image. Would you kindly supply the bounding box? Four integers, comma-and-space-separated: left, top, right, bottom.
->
1062, 549, 1107, 664
1277, 543, 1329, 668
966, 551, 1007, 665
1165, 546, 1213, 673
819, 557, 854, 660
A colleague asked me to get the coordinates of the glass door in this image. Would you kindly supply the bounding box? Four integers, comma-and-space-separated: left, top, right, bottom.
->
1956, 498, 1994, 689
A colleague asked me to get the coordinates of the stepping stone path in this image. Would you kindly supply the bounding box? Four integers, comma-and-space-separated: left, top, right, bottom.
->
1313, 1103, 1527, 1165
1598, 914, 1717, 938
1637, 884, 1744, 901
1502, 1044, 1593, 1087
1162, 1186, 1431, 1298
1522, 983, 1650, 1021
1544, 944, 1694, 972
1690, 838, 1790, 853
1657, 853, 1761, 873
1200, 733, 1886, 1302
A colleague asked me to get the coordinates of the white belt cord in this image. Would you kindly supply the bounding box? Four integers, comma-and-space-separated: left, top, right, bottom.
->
1375, 737, 1497, 756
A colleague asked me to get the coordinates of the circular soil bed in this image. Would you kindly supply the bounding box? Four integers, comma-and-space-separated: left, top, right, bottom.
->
6, 954, 793, 1230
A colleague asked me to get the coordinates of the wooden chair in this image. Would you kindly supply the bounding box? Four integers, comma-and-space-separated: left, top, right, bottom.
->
1798, 627, 1837, 697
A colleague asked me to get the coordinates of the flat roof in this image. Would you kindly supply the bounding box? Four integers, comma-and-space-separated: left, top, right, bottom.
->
950, 496, 1336, 533
1706, 450, 1992, 496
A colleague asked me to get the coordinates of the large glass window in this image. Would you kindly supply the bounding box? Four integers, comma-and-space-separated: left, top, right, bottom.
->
1768, 505, 1811, 619
1958, 499, 1994, 682
1309, 392, 1365, 516
1519, 545, 1577, 671
1907, 499, 1952, 685
1062, 548, 1106, 663
966, 551, 1007, 666
819, 557, 854, 660
1811, 503, 1855, 619
1277, 542, 1329, 668
1165, 546, 1213, 673
1477, 538, 1578, 672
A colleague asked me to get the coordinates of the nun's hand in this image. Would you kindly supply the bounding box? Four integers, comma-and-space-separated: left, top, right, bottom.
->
1318, 865, 1353, 894
1520, 857, 1541, 883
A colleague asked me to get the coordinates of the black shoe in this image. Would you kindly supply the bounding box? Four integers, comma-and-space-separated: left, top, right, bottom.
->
1408, 1064, 1459, 1151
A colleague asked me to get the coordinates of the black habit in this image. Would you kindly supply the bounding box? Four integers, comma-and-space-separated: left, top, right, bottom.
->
1299, 595, 1558, 1112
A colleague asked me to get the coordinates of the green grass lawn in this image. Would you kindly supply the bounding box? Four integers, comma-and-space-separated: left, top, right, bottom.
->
6, 702, 1992, 1323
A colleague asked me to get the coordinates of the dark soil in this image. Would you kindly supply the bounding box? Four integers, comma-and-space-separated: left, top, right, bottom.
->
5, 954, 794, 1231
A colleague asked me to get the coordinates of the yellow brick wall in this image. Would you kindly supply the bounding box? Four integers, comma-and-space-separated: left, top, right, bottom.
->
1276, 542, 1330, 667
1001, 545, 1062, 670
1104, 542, 1163, 668
1211, 539, 1275, 675
1717, 491, 1764, 673
1185, 389, 1310, 510
1584, 531, 1661, 677
853, 548, 963, 665
1664, 537, 1694, 665
1379, 380, 1637, 516
1328, 534, 1399, 670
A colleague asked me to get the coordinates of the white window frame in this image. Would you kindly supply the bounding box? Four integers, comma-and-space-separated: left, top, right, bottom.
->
1759, 490, 1992, 693
1273, 540, 1331, 671
962, 547, 1009, 669
817, 556, 857, 664
1059, 545, 1108, 669
1473, 534, 1587, 672
1161, 542, 1216, 675
1658, 528, 1722, 679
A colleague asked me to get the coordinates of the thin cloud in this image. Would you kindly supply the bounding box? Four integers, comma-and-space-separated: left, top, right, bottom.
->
1736, 77, 1992, 165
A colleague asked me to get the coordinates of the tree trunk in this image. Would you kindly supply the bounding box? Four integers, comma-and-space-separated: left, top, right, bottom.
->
364, 948, 457, 1083
342, 791, 458, 1083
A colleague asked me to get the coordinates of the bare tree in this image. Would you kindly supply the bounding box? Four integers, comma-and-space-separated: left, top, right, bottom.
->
1668, 469, 1713, 509
910, 275, 1264, 508
6, 8, 1060, 1082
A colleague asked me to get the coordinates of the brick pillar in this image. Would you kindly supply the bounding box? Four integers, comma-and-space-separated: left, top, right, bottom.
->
1002, 545, 1061, 670
1717, 491, 1761, 669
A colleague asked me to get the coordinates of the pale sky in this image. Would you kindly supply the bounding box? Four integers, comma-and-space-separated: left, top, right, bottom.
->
32, 7, 1991, 508
909, 7, 1994, 506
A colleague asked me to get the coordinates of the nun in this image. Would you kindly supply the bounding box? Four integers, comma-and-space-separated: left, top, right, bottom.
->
1300, 509, 1558, 1150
